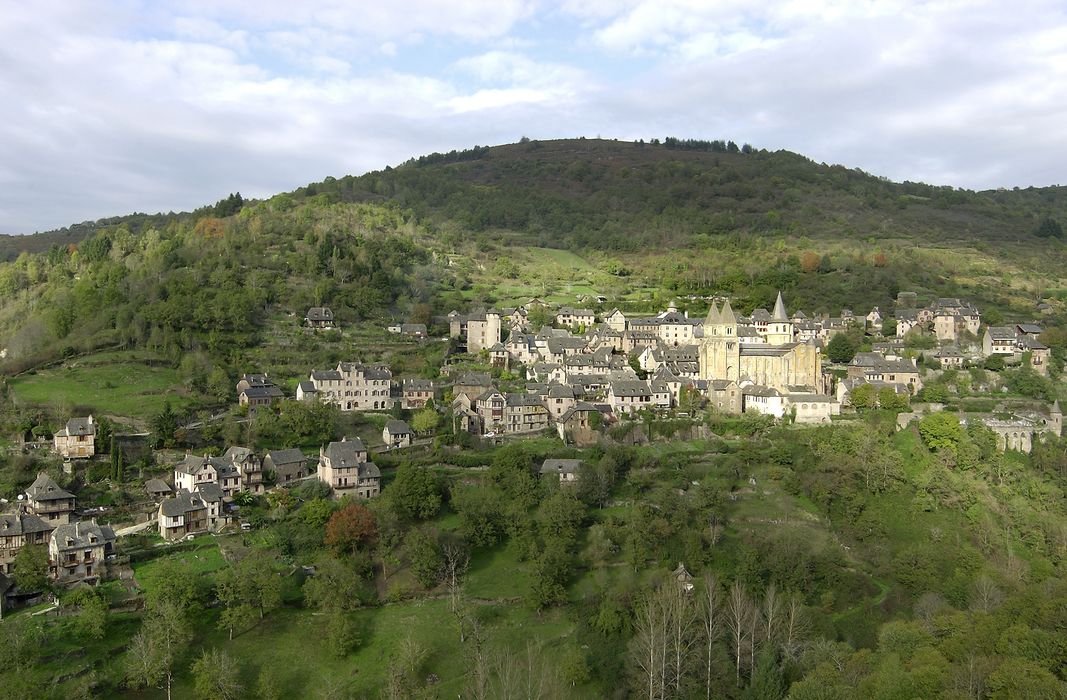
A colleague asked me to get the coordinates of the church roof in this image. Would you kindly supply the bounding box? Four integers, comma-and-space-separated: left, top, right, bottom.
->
772, 291, 788, 322
719, 299, 736, 324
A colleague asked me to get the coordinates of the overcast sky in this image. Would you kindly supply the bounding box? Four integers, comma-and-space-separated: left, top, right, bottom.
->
2, 0, 1066, 234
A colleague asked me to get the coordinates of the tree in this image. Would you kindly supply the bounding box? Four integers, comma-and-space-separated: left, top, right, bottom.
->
411, 408, 438, 434
848, 383, 876, 409
877, 386, 909, 412
13, 544, 48, 593
125, 598, 191, 700
324, 502, 378, 556
151, 400, 179, 448
918, 412, 964, 452
1033, 217, 1063, 238
405, 527, 443, 589
215, 565, 256, 640
191, 648, 242, 700
67, 587, 107, 640
389, 463, 441, 521
702, 575, 723, 700
726, 581, 755, 687
529, 539, 571, 609
826, 333, 856, 363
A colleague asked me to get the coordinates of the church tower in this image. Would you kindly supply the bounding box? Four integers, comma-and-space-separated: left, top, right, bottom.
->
765, 291, 794, 345
699, 299, 740, 381
1050, 400, 1062, 437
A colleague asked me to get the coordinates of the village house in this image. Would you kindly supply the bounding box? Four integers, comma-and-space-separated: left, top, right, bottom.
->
453, 372, 494, 401
490, 342, 510, 369
504, 393, 551, 434
49, 520, 116, 585
54, 415, 96, 459
555, 402, 607, 445
705, 379, 743, 414
24, 472, 76, 524
158, 490, 209, 541
236, 373, 284, 412
317, 438, 381, 498
847, 352, 923, 393
221, 446, 265, 494
145, 478, 172, 499
305, 306, 335, 329
556, 307, 596, 328
300, 362, 393, 411
742, 385, 789, 418
895, 309, 921, 338
984, 326, 1022, 356
475, 390, 507, 433
934, 346, 966, 369
542, 383, 577, 419
399, 378, 435, 409
387, 323, 428, 338
0, 509, 53, 575
539, 458, 582, 483
383, 420, 414, 449
173, 454, 242, 500
787, 392, 842, 424
982, 325, 1052, 373
608, 380, 672, 415
263, 449, 310, 484
604, 308, 627, 332
654, 310, 700, 346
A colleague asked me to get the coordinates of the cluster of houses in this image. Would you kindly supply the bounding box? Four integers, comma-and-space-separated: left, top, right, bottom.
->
0, 473, 117, 593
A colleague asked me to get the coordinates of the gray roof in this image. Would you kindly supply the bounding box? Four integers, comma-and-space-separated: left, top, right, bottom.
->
160, 491, 207, 517
57, 416, 95, 437
454, 372, 492, 386
772, 292, 788, 321
310, 370, 342, 381
540, 459, 583, 475
403, 378, 435, 391
145, 478, 172, 495
611, 381, 652, 398
241, 385, 284, 399
1017, 324, 1043, 335
506, 393, 547, 407
25, 473, 75, 501
51, 521, 116, 552
265, 448, 307, 467
195, 482, 224, 503
298, 380, 318, 393
306, 307, 334, 321
324, 439, 367, 467
385, 420, 412, 435
0, 511, 53, 537
986, 326, 1018, 341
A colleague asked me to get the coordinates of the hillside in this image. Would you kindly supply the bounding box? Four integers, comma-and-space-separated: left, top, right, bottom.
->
1, 137, 1066, 390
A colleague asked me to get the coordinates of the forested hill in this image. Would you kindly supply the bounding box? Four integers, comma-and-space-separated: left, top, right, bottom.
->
2, 137, 1067, 375
291, 138, 1067, 252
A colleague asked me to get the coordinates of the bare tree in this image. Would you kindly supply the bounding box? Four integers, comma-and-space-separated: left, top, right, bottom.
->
441, 542, 469, 615
780, 592, 808, 664
632, 588, 669, 700
969, 574, 1004, 613
701, 575, 722, 700
725, 581, 754, 687
761, 584, 782, 649
666, 583, 700, 695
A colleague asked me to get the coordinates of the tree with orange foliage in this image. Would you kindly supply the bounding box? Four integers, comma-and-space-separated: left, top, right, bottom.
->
799, 251, 820, 273
324, 502, 378, 556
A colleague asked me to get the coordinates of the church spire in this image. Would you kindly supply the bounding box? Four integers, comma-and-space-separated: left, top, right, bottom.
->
705, 302, 721, 325
772, 291, 788, 321
719, 299, 736, 324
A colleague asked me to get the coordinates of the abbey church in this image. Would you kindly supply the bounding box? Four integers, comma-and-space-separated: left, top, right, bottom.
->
699, 292, 824, 392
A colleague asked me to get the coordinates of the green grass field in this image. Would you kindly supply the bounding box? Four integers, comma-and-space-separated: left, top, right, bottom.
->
9, 351, 188, 418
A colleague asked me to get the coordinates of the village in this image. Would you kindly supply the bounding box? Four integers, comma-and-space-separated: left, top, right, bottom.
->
0, 289, 1059, 612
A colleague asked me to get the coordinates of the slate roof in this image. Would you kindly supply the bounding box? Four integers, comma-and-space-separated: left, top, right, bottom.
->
611, 381, 652, 398
145, 478, 172, 495
51, 521, 116, 552
57, 416, 94, 438
385, 420, 412, 435
403, 378, 435, 392
323, 439, 368, 467
306, 307, 334, 321
0, 511, 53, 537
540, 459, 583, 475
265, 448, 307, 467
454, 372, 492, 387
25, 473, 75, 501
240, 385, 284, 399
310, 370, 342, 381
160, 491, 207, 517
195, 482, 224, 503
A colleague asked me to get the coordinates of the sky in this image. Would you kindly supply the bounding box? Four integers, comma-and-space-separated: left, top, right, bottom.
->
1, 0, 1066, 234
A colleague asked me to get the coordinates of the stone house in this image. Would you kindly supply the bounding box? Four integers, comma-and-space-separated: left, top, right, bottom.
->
301, 363, 393, 411
934, 346, 966, 369
539, 459, 582, 483
504, 393, 551, 434
555, 402, 606, 445
383, 420, 413, 449
158, 491, 209, 541
0, 509, 53, 575
221, 446, 265, 494
543, 383, 577, 419
54, 416, 96, 459
49, 520, 116, 585
400, 378, 435, 409
475, 391, 507, 432
305, 307, 335, 328
742, 385, 788, 418
263, 449, 310, 484
145, 479, 172, 498
466, 310, 502, 352
237, 374, 284, 411
25, 473, 76, 524
604, 308, 627, 332
706, 379, 743, 414
556, 307, 595, 328
787, 392, 842, 424
452, 372, 493, 402
983, 326, 1020, 356
173, 454, 241, 500
847, 353, 922, 393
317, 438, 380, 499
